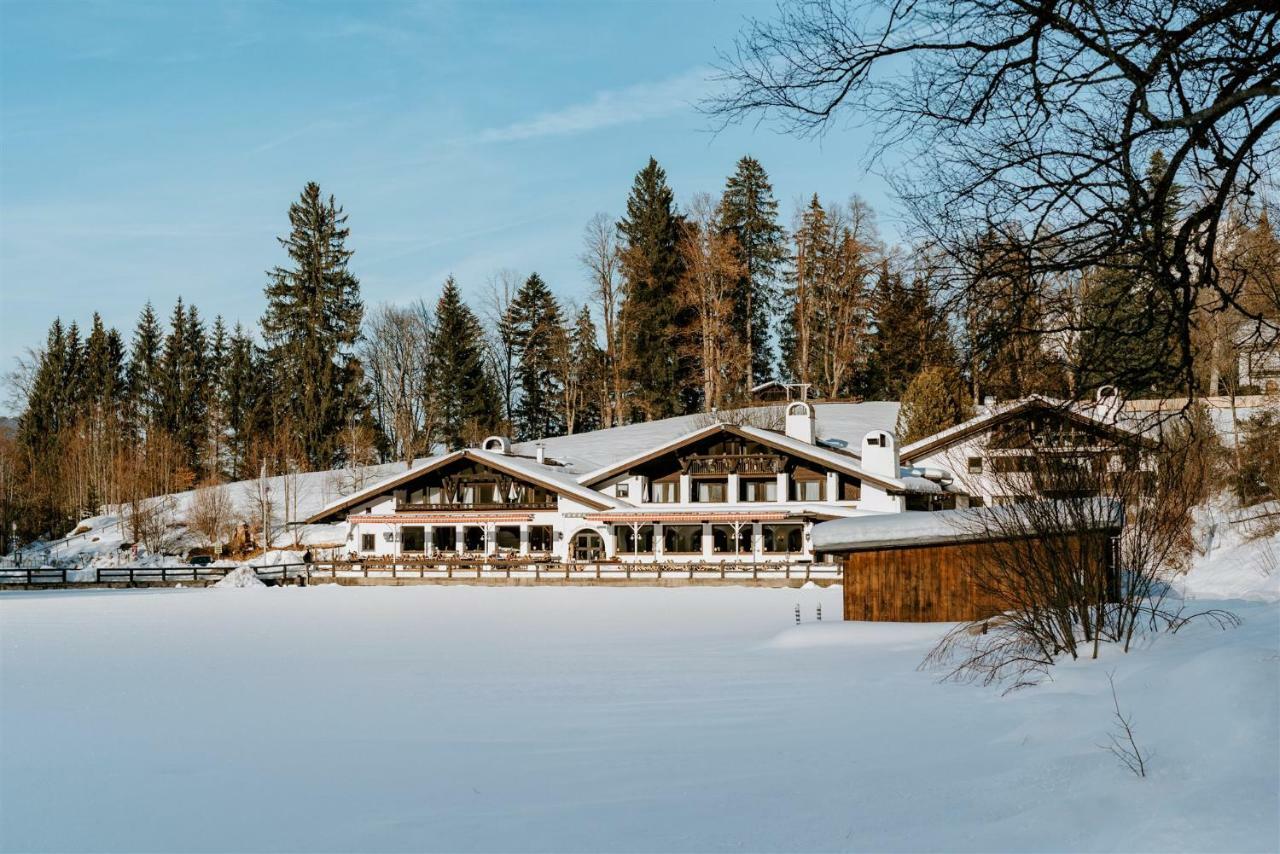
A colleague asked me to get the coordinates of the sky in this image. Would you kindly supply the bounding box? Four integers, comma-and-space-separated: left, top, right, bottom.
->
0, 0, 897, 413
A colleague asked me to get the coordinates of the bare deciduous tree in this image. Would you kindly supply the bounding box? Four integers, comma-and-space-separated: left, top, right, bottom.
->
711, 0, 1280, 397
678, 194, 748, 411
581, 213, 626, 426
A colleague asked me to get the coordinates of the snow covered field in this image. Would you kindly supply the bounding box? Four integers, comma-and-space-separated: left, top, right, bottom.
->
1, 585, 1276, 853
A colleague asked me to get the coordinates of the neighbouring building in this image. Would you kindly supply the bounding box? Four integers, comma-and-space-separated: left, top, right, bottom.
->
899, 389, 1156, 509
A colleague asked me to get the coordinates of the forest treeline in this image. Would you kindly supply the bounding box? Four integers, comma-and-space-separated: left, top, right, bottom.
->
2, 154, 1277, 545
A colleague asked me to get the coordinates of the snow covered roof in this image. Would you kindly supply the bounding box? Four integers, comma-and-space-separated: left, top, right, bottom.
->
575, 420, 908, 491
812, 499, 1124, 551
500, 402, 899, 474
899, 395, 1156, 462
305, 448, 627, 523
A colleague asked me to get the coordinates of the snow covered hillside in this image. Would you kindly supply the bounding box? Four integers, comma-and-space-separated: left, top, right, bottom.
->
1, 585, 1275, 852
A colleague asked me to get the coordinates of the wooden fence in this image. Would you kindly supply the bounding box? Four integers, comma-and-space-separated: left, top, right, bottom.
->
1, 559, 841, 588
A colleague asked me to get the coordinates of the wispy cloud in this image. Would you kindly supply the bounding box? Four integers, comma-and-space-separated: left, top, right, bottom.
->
477, 68, 712, 144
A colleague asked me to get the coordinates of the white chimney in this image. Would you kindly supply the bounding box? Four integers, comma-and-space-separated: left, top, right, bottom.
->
1095, 385, 1123, 423
785, 401, 816, 444
861, 430, 900, 479
536, 443, 546, 464
480, 435, 512, 455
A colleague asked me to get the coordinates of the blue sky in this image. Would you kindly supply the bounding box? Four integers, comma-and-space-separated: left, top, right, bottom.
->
0, 0, 895, 408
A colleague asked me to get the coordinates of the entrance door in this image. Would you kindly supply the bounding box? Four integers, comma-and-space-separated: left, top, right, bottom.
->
572, 530, 604, 561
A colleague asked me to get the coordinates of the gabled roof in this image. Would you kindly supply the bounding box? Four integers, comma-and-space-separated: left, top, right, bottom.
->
576, 421, 907, 492
305, 448, 623, 523
898, 395, 1157, 463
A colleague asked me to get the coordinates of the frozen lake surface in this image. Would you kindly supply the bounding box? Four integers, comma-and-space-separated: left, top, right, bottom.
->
1, 585, 1276, 852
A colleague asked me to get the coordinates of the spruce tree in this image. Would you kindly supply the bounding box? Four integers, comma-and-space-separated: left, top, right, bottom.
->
719, 156, 786, 389
864, 262, 956, 399
430, 277, 499, 449
82, 313, 124, 413
261, 182, 365, 467
158, 298, 209, 473
617, 157, 687, 420
127, 302, 164, 434
222, 323, 268, 478
511, 273, 565, 440
569, 306, 604, 434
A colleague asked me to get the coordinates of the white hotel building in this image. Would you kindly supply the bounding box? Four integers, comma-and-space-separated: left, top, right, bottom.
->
306, 395, 1152, 565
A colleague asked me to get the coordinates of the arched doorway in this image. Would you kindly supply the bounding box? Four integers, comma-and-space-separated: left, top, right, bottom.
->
571, 529, 605, 561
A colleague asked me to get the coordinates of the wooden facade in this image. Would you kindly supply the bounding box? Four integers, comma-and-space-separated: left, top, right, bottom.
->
838, 528, 1120, 623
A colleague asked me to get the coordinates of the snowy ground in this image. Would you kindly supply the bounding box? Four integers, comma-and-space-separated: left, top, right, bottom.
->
1, 585, 1276, 853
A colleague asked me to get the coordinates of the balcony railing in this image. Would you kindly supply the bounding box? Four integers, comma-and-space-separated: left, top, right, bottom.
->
397, 501, 556, 512
683, 453, 784, 475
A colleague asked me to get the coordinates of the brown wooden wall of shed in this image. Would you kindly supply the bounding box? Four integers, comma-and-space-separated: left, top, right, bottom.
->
840, 531, 1117, 622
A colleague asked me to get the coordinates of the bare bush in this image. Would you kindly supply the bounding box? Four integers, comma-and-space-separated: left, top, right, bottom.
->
187, 480, 233, 549
1100, 672, 1148, 778
925, 403, 1238, 688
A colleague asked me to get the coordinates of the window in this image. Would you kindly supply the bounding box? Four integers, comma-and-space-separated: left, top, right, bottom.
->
662, 524, 703, 554
762, 524, 803, 554
615, 524, 655, 554
433, 526, 457, 551
711, 524, 752, 554
401, 526, 425, 553
495, 526, 520, 551
695, 480, 727, 502
463, 526, 485, 551
360, 533, 375, 552
968, 457, 983, 474
651, 480, 679, 503
791, 479, 824, 501
968, 496, 984, 508
840, 477, 861, 501
616, 483, 630, 499
528, 526, 553, 552
740, 478, 777, 502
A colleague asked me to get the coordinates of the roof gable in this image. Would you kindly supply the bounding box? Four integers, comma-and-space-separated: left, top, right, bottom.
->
305, 449, 617, 523
577, 422, 904, 491
899, 396, 1155, 462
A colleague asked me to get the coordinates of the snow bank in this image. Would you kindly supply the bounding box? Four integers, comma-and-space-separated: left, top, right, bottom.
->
212, 566, 265, 589
1180, 524, 1279, 602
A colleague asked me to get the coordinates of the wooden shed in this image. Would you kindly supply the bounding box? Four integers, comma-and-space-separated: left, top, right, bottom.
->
812, 502, 1123, 622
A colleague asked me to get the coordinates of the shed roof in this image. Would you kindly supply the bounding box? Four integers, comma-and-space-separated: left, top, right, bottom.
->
811, 499, 1124, 551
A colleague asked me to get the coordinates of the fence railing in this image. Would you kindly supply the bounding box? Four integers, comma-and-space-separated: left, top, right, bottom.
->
0, 566, 233, 586
0, 559, 841, 586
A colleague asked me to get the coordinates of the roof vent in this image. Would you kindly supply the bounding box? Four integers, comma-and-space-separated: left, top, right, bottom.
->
480, 435, 512, 455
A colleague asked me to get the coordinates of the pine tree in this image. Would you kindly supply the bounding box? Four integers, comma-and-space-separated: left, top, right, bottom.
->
864, 262, 956, 399
261, 182, 366, 468
82, 313, 125, 413
430, 277, 499, 449
895, 365, 971, 444
617, 157, 688, 420
510, 273, 565, 440
567, 306, 604, 434
158, 298, 210, 473
1075, 152, 1186, 395
222, 323, 268, 479
127, 302, 164, 434
719, 156, 786, 389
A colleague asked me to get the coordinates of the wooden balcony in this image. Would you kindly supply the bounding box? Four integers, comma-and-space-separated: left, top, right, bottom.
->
397, 501, 556, 512
682, 453, 784, 475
